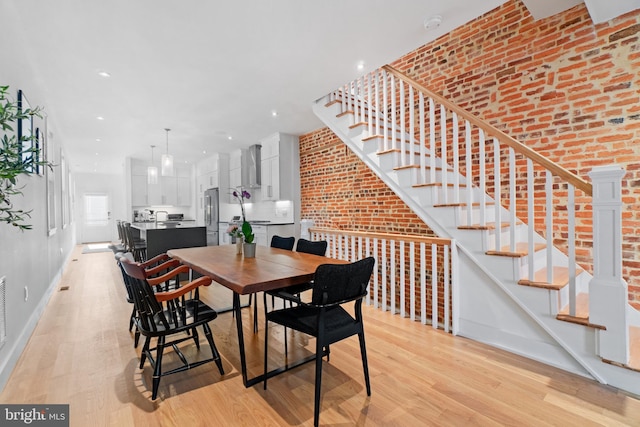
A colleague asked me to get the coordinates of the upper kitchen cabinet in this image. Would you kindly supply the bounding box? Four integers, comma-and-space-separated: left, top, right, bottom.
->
130, 158, 192, 207
260, 132, 299, 201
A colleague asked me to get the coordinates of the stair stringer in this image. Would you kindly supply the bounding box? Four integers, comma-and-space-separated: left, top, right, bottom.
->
313, 95, 640, 396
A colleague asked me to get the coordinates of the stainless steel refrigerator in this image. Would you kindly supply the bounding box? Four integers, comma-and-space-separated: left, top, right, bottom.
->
204, 188, 219, 246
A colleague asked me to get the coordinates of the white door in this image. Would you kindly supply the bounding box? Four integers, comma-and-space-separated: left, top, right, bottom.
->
82, 193, 112, 243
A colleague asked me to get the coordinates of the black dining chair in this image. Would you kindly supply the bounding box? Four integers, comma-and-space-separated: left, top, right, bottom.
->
248, 235, 296, 333
263, 256, 375, 427
264, 238, 328, 355
120, 256, 225, 399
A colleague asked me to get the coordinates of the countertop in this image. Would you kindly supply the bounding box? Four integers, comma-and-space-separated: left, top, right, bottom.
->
132, 222, 205, 231
223, 220, 294, 226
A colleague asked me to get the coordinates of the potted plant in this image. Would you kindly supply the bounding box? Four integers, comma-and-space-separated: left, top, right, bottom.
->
241, 220, 256, 258
231, 187, 256, 258
0, 85, 51, 230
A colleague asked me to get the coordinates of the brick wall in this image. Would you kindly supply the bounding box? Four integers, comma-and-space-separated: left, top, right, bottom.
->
299, 1, 640, 308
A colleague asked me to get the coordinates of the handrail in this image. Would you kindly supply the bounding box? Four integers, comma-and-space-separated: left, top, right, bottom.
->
309, 227, 452, 246
382, 64, 593, 196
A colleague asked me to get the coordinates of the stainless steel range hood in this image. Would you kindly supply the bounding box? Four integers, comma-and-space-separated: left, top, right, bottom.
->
247, 144, 261, 188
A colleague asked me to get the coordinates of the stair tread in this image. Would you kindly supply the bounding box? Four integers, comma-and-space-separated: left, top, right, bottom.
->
414, 182, 468, 188
458, 221, 520, 230
518, 266, 584, 290
486, 242, 546, 258
434, 202, 496, 207
556, 293, 606, 330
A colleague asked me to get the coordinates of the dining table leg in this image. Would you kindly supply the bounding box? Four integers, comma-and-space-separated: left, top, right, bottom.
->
233, 292, 250, 387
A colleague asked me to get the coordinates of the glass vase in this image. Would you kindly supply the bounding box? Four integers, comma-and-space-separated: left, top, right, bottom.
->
236, 237, 243, 255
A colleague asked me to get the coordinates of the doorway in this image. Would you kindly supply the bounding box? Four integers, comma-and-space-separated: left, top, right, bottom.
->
82, 193, 111, 243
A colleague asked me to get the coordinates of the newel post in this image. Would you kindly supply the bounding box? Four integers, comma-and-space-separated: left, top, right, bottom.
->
588, 165, 628, 364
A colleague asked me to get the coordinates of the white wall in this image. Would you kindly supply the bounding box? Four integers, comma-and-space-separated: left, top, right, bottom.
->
0, 52, 76, 392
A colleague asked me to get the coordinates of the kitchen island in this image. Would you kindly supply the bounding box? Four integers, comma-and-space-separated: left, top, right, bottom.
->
131, 222, 207, 259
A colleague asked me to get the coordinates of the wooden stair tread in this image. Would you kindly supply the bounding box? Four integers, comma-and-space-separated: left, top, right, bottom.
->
518, 266, 584, 290
434, 202, 496, 207
458, 221, 520, 231
556, 293, 606, 330
486, 242, 546, 258
393, 164, 454, 172
413, 182, 468, 188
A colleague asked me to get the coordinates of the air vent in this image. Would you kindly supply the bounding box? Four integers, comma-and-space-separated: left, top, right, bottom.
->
0, 276, 6, 349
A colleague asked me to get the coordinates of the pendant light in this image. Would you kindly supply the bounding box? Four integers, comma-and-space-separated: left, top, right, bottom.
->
147, 145, 158, 184
161, 128, 174, 176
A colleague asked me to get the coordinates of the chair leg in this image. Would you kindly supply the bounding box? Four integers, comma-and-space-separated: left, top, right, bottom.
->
203, 323, 224, 375
139, 337, 151, 369
151, 336, 165, 400
192, 327, 200, 349
134, 329, 141, 349
358, 331, 371, 396
313, 337, 324, 427
263, 316, 269, 390
129, 307, 136, 331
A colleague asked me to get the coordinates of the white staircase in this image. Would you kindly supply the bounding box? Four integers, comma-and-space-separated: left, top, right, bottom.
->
312, 65, 640, 396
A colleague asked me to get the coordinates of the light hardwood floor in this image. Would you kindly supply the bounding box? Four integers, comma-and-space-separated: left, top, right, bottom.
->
2, 245, 640, 426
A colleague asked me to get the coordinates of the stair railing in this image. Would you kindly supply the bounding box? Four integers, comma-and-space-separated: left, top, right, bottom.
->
309, 227, 458, 334
329, 64, 594, 319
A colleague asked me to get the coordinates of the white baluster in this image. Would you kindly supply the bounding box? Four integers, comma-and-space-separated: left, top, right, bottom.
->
419, 93, 426, 184
399, 79, 405, 167
381, 238, 387, 312
382, 70, 388, 152
444, 244, 450, 333
431, 243, 438, 329
465, 121, 473, 226
568, 185, 576, 317
453, 113, 460, 204
410, 241, 415, 321
527, 158, 534, 283
493, 137, 502, 253
390, 74, 396, 153
420, 242, 427, 325
373, 238, 379, 309
478, 129, 486, 227
390, 240, 396, 314
509, 148, 516, 252
408, 85, 414, 168
400, 240, 406, 317
440, 105, 448, 204
545, 171, 553, 284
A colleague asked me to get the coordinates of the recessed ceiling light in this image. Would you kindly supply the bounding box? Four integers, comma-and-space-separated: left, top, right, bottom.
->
271, 110, 278, 117
97, 71, 111, 78
228, 136, 232, 140
357, 61, 365, 71
96, 138, 101, 142
96, 116, 104, 120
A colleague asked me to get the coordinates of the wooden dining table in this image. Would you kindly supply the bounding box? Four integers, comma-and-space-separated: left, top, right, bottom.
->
167, 244, 347, 387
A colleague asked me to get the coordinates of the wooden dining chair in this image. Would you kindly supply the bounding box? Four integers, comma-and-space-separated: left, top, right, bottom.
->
115, 252, 182, 347
120, 256, 225, 399
263, 256, 375, 427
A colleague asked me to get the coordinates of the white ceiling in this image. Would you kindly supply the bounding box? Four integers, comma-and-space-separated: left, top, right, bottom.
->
1, 0, 614, 175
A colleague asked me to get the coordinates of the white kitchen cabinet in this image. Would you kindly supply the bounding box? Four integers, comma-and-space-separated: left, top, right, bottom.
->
260, 133, 299, 201
130, 158, 192, 207
131, 174, 148, 206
